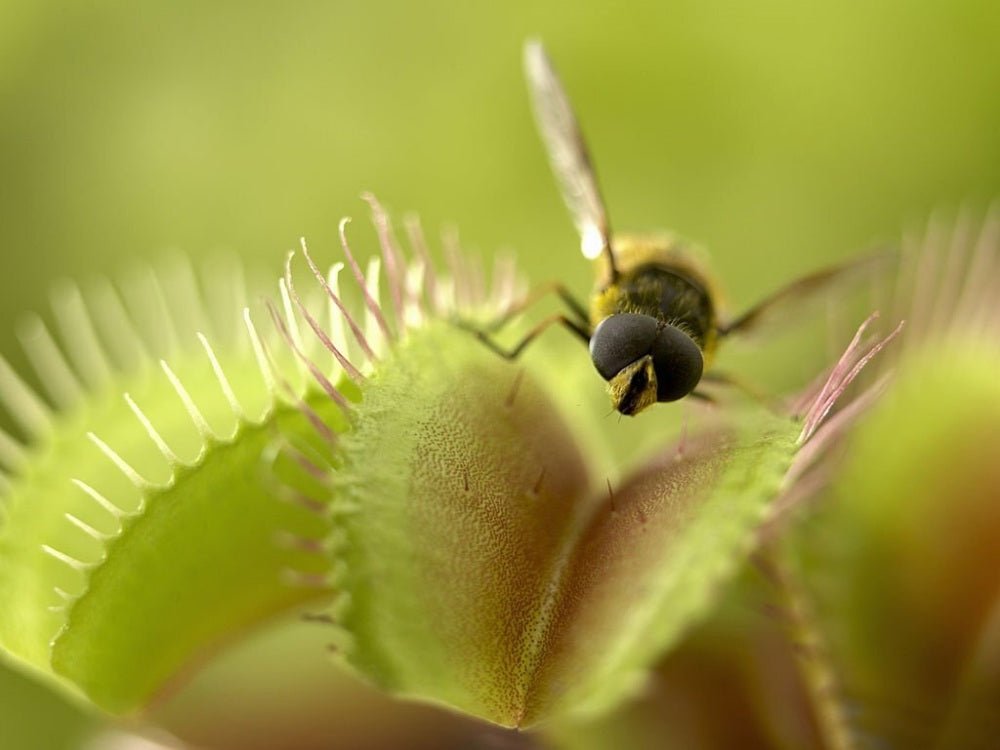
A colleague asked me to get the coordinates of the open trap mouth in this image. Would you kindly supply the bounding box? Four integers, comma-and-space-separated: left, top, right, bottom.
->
3, 197, 996, 744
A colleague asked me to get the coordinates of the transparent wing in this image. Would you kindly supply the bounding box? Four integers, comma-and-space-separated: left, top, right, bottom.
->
719, 252, 898, 337
523, 40, 613, 265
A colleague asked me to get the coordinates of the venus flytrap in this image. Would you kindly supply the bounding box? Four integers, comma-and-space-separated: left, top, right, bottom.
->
787, 206, 1000, 750
273, 202, 903, 729
535, 326, 911, 750
0, 257, 345, 713
535, 209, 1000, 750
0, 195, 901, 740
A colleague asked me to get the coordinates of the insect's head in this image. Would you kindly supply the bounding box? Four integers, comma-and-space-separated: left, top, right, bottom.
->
589, 313, 704, 415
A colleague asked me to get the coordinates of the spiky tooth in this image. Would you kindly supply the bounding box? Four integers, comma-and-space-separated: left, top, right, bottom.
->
802, 312, 880, 435
279, 275, 309, 382
124, 394, 182, 466
403, 212, 439, 315
301, 239, 378, 364
799, 318, 905, 445
364, 256, 387, 358
403, 262, 426, 329
441, 225, 469, 310
300, 401, 337, 443
243, 308, 278, 399
272, 485, 329, 516
87, 276, 150, 371
0, 353, 53, 439
338, 217, 393, 343
197, 333, 246, 422
227, 258, 250, 337
143, 265, 182, 356
71, 478, 127, 524
953, 202, 1000, 330
435, 276, 457, 319
273, 531, 328, 554
324, 262, 352, 377
926, 204, 974, 329
280, 443, 331, 482
16, 314, 83, 410
903, 210, 948, 346
807, 320, 905, 443
164, 253, 211, 345
967, 206, 1000, 334
41, 544, 95, 573
286, 253, 363, 386
266, 301, 350, 414
50, 280, 113, 391
87, 432, 154, 491
491, 253, 520, 314
65, 512, 112, 542
0, 427, 27, 473
160, 360, 216, 444
48, 588, 74, 614
789, 372, 895, 489
279, 569, 331, 589
465, 252, 487, 310
362, 193, 406, 332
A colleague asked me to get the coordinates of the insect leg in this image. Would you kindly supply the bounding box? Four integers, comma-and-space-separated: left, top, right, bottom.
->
471, 313, 591, 361
479, 281, 590, 334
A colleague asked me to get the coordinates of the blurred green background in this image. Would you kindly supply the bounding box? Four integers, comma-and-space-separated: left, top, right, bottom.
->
3, 0, 999, 350
2, 0, 999, 746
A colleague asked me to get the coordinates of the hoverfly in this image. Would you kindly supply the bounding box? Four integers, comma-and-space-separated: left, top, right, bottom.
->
471, 41, 877, 416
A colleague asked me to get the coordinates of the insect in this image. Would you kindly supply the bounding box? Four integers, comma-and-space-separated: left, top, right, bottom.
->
470, 41, 878, 416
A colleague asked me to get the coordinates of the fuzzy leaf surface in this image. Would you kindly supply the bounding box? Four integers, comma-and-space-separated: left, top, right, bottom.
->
333, 325, 799, 727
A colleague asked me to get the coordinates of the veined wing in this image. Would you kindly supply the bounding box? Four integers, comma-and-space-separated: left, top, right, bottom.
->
523, 40, 615, 271
719, 251, 897, 337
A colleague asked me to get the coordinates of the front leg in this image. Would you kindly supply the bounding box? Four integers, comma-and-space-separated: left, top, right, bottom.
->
458, 314, 591, 361
477, 281, 591, 334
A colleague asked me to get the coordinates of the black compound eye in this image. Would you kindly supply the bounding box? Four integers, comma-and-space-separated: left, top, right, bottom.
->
589, 314, 659, 381
651, 325, 704, 401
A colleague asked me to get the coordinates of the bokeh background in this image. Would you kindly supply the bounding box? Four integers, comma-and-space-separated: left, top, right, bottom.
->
2, 1, 999, 747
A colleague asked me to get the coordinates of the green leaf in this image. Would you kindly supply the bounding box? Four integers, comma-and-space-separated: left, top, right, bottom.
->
331, 321, 800, 727
49, 400, 344, 712
793, 345, 1000, 749
539, 569, 829, 750
0, 209, 835, 730
524, 421, 796, 724
0, 265, 344, 713
0, 658, 97, 750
